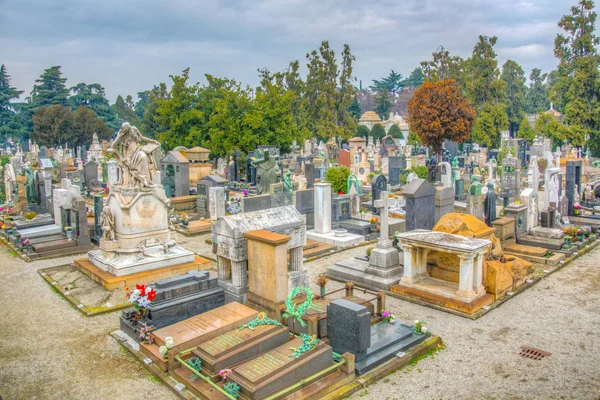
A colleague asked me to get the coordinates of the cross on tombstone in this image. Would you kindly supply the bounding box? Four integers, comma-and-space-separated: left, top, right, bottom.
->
373, 190, 392, 248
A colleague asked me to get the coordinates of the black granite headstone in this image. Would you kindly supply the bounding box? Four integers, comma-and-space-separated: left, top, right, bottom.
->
327, 299, 371, 361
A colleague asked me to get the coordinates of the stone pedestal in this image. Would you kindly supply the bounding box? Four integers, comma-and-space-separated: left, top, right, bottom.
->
87, 185, 194, 276
314, 182, 332, 234
466, 194, 484, 221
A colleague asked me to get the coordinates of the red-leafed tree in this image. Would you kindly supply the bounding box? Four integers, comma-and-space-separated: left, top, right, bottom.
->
408, 80, 476, 161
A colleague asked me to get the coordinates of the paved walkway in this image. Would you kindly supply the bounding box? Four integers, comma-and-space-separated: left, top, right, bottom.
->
0, 239, 598, 399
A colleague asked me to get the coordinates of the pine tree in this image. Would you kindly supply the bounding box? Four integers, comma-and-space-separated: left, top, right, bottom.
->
500, 60, 527, 136
525, 68, 550, 113
30, 66, 69, 108
0, 65, 25, 140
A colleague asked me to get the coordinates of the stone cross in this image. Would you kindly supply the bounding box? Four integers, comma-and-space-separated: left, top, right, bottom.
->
373, 190, 392, 248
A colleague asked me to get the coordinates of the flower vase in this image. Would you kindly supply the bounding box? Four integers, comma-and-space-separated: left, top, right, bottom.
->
182, 220, 189, 226
370, 224, 377, 232
66, 230, 73, 241
320, 286, 326, 298
577, 235, 583, 241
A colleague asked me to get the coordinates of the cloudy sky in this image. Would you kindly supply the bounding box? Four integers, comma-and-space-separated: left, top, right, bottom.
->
1, 0, 593, 102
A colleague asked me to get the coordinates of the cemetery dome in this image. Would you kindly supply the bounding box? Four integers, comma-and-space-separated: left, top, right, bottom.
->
359, 111, 382, 123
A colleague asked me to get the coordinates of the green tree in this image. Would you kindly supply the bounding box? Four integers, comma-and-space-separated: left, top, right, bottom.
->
525, 68, 550, 113
135, 91, 149, 120
407, 131, 421, 146
324, 166, 351, 193
69, 83, 118, 129
113, 94, 141, 127
470, 103, 508, 148
357, 125, 370, 139
388, 124, 403, 139
420, 46, 465, 86
71, 106, 113, 145
141, 83, 170, 138
31, 105, 74, 147
405, 67, 424, 88
348, 96, 361, 119
0, 65, 25, 140
155, 68, 205, 151
534, 112, 582, 148
30, 66, 69, 108
551, 0, 600, 155
371, 123, 386, 141
517, 116, 536, 142
373, 89, 391, 119
464, 36, 507, 108
500, 60, 527, 136
303, 41, 357, 140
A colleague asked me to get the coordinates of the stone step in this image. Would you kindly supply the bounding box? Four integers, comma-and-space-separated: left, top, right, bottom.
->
505, 243, 548, 257
33, 239, 78, 253
517, 235, 563, 250
18, 224, 62, 239
29, 233, 65, 244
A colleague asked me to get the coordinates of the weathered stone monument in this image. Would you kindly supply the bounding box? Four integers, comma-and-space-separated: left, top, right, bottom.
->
403, 178, 436, 231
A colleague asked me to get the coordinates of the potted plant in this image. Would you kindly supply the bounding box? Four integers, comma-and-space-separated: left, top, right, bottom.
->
576, 228, 584, 241
413, 320, 429, 335
574, 204, 582, 215
316, 274, 328, 298
382, 310, 396, 324
64, 226, 73, 240
180, 212, 190, 226
369, 217, 379, 232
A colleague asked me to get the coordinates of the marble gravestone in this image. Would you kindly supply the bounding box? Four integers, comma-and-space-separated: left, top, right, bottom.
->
371, 175, 387, 215
403, 179, 436, 231
120, 271, 225, 342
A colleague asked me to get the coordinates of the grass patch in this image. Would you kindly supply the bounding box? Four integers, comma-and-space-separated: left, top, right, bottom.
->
407, 340, 446, 367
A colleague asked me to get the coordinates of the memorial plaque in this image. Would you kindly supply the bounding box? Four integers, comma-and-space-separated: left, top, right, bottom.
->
243, 194, 272, 213
193, 323, 289, 375
149, 302, 257, 348
229, 336, 333, 399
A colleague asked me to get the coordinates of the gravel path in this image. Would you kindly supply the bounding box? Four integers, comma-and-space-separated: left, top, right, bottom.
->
0, 238, 598, 400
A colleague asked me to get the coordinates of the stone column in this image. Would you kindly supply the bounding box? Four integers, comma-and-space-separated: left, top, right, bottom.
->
401, 244, 416, 283
473, 251, 485, 294
457, 253, 476, 300
415, 248, 430, 278
231, 260, 248, 288
209, 186, 225, 221
314, 182, 332, 234
289, 246, 303, 272
217, 255, 232, 281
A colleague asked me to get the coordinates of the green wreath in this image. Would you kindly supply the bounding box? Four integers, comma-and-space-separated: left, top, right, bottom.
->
282, 286, 313, 328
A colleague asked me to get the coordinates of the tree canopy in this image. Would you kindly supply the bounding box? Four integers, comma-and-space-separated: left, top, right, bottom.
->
408, 80, 476, 158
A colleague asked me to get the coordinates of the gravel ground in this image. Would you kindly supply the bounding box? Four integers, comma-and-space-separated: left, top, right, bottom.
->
0, 236, 599, 400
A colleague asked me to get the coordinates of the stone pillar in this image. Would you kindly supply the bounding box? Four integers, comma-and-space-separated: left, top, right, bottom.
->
217, 255, 232, 281
231, 260, 248, 288
244, 230, 292, 316
473, 252, 485, 294
314, 182, 332, 234
457, 253, 475, 300
289, 246, 303, 272
415, 248, 429, 278
209, 186, 225, 221
401, 244, 416, 283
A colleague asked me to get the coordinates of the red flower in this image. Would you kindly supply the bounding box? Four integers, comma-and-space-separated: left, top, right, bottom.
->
136, 284, 146, 296
147, 289, 156, 302
338, 190, 345, 195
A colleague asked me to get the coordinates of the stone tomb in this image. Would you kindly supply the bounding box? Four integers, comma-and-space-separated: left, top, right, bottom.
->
392, 230, 493, 313
120, 270, 225, 342
227, 335, 334, 400
160, 151, 190, 198
212, 206, 306, 303
187, 318, 289, 380
327, 299, 427, 375
140, 302, 258, 371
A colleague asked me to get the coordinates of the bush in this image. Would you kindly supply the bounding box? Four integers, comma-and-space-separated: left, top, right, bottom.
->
388, 124, 403, 139
409, 165, 428, 179
357, 125, 370, 139
24, 212, 37, 220
366, 247, 374, 257
325, 166, 351, 194
371, 124, 386, 141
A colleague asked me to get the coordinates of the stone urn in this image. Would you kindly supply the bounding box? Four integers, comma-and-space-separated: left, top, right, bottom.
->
66, 229, 73, 241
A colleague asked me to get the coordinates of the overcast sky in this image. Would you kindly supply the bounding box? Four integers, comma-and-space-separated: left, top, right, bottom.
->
1, 0, 594, 102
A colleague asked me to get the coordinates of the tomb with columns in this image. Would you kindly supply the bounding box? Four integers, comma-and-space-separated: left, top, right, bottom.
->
211, 205, 307, 304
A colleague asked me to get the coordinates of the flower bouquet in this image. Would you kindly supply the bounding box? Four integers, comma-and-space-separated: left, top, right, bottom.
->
126, 284, 157, 320
382, 311, 396, 324
413, 320, 429, 335
159, 336, 175, 359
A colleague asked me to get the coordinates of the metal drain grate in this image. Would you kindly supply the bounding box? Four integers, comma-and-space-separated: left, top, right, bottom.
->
519, 346, 551, 360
